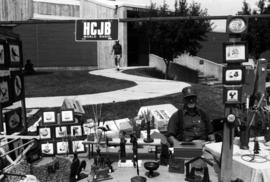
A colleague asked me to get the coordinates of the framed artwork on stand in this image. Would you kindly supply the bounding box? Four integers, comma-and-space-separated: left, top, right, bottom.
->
10, 71, 24, 103
38, 126, 53, 140
40, 140, 55, 156
55, 125, 68, 139
4, 107, 23, 135
223, 85, 242, 105
223, 42, 248, 63
42, 111, 57, 125
223, 66, 245, 85
0, 39, 9, 68
60, 109, 75, 124
70, 139, 86, 153
56, 140, 70, 155
0, 76, 12, 108
7, 39, 23, 68
70, 124, 83, 137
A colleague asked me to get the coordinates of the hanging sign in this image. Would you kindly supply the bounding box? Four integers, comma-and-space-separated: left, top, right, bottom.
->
75, 19, 118, 41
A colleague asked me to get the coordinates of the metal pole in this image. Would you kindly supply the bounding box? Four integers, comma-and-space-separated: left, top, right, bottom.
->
0, 14, 270, 24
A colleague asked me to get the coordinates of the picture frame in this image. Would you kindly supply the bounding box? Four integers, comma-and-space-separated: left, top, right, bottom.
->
60, 109, 75, 124
56, 141, 70, 155
38, 126, 53, 140
82, 122, 94, 136
223, 42, 248, 63
4, 107, 23, 135
0, 76, 12, 108
10, 71, 24, 102
42, 111, 57, 125
70, 140, 86, 153
7, 39, 23, 67
0, 39, 9, 68
40, 140, 55, 156
55, 125, 68, 138
223, 85, 242, 105
223, 66, 245, 85
70, 124, 83, 137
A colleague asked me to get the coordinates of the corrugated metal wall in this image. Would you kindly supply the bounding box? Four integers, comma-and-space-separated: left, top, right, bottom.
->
13, 23, 97, 67
0, 0, 33, 21
33, 1, 79, 17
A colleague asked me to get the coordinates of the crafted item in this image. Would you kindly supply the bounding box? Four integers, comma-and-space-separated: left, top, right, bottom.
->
120, 134, 126, 162
89, 147, 113, 182
143, 119, 153, 143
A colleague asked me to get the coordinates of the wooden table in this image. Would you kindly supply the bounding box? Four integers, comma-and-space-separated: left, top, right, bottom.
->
83, 138, 161, 159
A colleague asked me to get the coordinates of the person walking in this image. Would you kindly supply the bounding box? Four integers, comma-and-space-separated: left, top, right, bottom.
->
111, 40, 122, 71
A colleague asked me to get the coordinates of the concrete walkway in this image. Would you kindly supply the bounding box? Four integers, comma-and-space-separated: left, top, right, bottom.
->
24, 66, 190, 108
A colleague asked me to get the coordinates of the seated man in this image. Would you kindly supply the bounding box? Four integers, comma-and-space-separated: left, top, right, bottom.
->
167, 86, 214, 147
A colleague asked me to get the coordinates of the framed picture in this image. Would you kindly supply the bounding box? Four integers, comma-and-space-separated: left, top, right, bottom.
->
41, 141, 55, 156
56, 141, 69, 155
60, 109, 74, 124
0, 76, 12, 108
71, 140, 86, 153
82, 122, 94, 135
223, 42, 248, 63
10, 71, 24, 102
55, 126, 68, 138
0, 39, 9, 68
7, 39, 23, 67
70, 124, 83, 137
223, 86, 242, 105
42, 111, 57, 125
5, 107, 23, 135
38, 126, 53, 140
223, 66, 245, 85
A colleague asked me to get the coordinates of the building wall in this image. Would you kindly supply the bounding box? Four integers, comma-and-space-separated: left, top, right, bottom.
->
33, 1, 79, 17
13, 23, 97, 67
0, 0, 33, 21
81, 0, 127, 69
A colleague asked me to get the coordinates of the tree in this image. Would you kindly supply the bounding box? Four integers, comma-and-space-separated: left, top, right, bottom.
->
135, 0, 212, 79
238, 0, 270, 59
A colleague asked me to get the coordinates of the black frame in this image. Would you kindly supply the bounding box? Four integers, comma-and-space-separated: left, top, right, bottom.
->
223, 85, 242, 105
60, 109, 75, 124
42, 111, 57, 125
10, 70, 24, 102
4, 107, 23, 135
0, 39, 9, 68
40, 140, 55, 156
55, 125, 68, 139
69, 124, 83, 137
82, 122, 93, 136
0, 76, 12, 108
226, 16, 248, 34
223, 66, 245, 85
223, 42, 248, 63
55, 140, 70, 155
7, 39, 23, 67
38, 126, 54, 140
70, 139, 86, 153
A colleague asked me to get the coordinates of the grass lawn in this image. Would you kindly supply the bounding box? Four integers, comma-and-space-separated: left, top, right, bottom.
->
24, 70, 136, 97
26, 68, 225, 127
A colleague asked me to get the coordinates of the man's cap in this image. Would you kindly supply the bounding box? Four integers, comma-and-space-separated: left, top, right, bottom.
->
182, 86, 197, 98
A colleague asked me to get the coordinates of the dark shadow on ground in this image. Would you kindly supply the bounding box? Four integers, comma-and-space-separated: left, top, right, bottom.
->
24, 71, 54, 77
122, 67, 165, 79
24, 70, 137, 97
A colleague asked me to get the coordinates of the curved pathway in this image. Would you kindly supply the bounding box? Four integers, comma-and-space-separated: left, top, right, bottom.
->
24, 66, 190, 108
